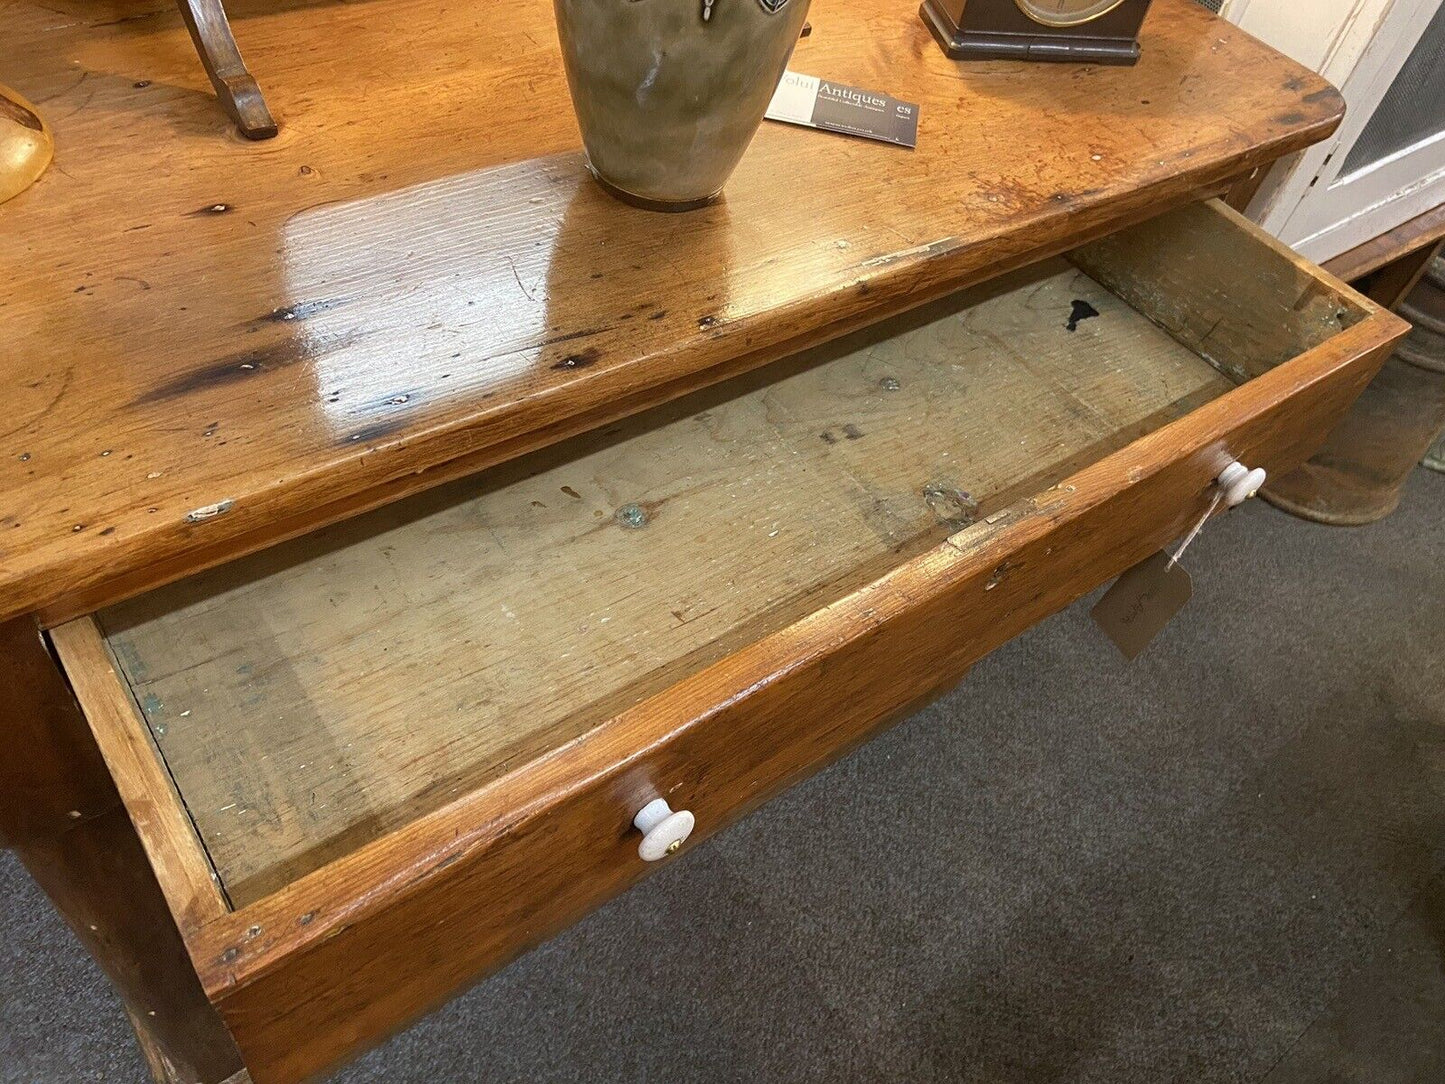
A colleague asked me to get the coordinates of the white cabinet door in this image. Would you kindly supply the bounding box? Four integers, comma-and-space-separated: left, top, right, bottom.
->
1220, 0, 1445, 261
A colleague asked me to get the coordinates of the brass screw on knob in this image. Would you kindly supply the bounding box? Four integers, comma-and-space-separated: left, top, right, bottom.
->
633, 798, 696, 861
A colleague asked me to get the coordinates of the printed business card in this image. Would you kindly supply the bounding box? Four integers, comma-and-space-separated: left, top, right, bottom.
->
765, 71, 918, 149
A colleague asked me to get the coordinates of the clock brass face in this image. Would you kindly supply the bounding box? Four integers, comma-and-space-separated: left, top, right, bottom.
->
1014, 0, 1131, 26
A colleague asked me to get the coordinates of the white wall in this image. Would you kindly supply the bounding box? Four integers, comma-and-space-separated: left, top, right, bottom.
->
1217, 0, 1397, 82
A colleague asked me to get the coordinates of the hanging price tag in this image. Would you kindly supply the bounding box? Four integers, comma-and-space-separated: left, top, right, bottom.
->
1090, 461, 1266, 661
1090, 551, 1194, 661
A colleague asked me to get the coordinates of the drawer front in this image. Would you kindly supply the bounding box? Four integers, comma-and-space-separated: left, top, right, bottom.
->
202, 316, 1399, 1082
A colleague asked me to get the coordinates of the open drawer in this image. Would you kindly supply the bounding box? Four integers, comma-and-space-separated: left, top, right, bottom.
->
48, 200, 1405, 1083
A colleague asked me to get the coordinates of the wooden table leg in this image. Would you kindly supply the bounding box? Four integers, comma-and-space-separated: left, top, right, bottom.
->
0, 616, 245, 1084
176, 0, 277, 140
1223, 164, 1269, 214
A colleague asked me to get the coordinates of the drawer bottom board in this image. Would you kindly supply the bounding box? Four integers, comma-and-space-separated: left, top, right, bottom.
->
98, 258, 1232, 908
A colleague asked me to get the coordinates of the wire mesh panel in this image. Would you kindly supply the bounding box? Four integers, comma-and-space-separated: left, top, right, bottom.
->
1342, 2, 1445, 175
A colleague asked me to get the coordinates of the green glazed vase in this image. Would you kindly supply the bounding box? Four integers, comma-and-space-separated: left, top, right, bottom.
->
553, 0, 813, 210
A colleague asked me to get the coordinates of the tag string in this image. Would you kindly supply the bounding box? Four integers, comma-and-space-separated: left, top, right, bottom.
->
1167, 491, 1223, 571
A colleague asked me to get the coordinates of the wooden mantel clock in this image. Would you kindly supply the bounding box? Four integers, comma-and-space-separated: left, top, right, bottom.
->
922, 0, 1154, 64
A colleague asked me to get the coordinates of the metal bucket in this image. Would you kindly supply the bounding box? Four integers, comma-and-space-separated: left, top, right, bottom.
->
1264, 254, 1445, 523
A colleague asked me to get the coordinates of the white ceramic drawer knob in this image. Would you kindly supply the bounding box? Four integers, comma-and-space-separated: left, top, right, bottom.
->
1218, 461, 1267, 508
633, 798, 695, 862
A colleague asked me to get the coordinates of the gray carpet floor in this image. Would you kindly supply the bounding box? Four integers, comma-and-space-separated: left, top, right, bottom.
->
3, 468, 1442, 1084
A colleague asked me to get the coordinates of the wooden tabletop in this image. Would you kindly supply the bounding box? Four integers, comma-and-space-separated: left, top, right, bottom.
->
0, 0, 1340, 626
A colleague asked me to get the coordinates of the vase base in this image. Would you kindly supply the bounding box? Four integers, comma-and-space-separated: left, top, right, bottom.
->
588, 169, 721, 213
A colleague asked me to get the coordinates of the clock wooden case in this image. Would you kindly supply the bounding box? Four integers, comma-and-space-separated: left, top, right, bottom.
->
922, 0, 1153, 64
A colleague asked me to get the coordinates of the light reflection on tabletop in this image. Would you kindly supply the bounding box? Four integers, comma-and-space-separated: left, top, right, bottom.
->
0, 0, 1344, 622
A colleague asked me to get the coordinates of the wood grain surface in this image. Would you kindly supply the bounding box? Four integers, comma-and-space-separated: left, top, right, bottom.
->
195, 302, 1404, 1084
97, 259, 1233, 907
47, 202, 1407, 1083
50, 617, 231, 924
1071, 200, 1367, 382
0, 0, 1343, 627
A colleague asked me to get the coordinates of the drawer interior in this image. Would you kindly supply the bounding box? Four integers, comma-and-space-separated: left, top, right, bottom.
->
78, 201, 1368, 908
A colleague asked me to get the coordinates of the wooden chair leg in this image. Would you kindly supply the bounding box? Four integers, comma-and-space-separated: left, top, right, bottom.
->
175, 0, 277, 140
